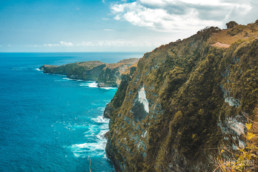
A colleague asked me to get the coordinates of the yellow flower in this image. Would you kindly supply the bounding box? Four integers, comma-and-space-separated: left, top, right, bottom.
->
246, 132, 255, 140
245, 123, 252, 130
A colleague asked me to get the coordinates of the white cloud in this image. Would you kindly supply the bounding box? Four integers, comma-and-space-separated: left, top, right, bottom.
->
44, 41, 73, 47
111, 0, 255, 32
42, 40, 159, 48
76, 40, 159, 47
60, 41, 73, 47
112, 3, 126, 13
43, 43, 59, 47
114, 15, 121, 20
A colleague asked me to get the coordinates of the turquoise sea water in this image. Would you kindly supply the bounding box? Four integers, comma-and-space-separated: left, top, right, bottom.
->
0, 53, 143, 172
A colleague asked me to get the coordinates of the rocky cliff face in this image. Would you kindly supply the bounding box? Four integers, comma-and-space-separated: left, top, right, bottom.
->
105, 21, 258, 171
40, 58, 138, 87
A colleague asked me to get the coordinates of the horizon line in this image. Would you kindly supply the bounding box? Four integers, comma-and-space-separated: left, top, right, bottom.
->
0, 51, 146, 53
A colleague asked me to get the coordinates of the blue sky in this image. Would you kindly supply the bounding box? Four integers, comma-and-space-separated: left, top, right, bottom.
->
0, 0, 257, 52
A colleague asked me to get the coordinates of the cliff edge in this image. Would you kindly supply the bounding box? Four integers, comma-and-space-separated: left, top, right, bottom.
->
40, 58, 138, 87
105, 21, 258, 171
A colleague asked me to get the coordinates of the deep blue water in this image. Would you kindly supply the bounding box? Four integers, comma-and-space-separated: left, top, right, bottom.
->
0, 53, 143, 172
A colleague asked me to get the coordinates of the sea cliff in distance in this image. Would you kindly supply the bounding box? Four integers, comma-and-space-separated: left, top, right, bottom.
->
40, 58, 138, 87
104, 20, 257, 171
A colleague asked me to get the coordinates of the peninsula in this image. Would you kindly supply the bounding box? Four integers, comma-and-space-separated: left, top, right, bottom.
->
40, 58, 138, 87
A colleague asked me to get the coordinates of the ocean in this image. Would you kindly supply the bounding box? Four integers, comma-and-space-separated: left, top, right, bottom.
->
0, 52, 143, 172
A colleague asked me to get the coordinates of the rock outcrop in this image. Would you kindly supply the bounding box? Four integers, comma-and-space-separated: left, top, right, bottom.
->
105, 21, 258, 171
40, 58, 138, 87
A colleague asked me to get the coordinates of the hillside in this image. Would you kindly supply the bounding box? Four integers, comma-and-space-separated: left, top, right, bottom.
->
40, 58, 138, 87
104, 21, 258, 171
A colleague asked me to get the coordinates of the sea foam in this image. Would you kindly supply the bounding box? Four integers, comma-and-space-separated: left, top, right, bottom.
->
100, 87, 117, 90
69, 115, 109, 158
63, 77, 73, 81
70, 140, 106, 158
91, 115, 109, 124
79, 81, 98, 88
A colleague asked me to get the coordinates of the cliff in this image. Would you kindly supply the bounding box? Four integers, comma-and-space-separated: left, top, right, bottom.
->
40, 58, 138, 87
104, 21, 258, 171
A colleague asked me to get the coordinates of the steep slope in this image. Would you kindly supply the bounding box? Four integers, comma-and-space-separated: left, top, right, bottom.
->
40, 58, 138, 87
105, 21, 258, 171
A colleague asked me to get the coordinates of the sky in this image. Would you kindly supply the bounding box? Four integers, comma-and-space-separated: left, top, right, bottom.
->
0, 0, 257, 52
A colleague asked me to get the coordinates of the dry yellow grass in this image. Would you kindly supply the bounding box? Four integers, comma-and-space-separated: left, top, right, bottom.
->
105, 58, 138, 69
211, 42, 230, 48
210, 22, 258, 48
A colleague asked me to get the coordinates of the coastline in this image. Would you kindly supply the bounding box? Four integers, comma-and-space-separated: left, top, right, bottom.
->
40, 58, 138, 88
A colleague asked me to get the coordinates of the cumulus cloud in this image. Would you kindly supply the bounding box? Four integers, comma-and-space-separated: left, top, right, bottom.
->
111, 0, 255, 32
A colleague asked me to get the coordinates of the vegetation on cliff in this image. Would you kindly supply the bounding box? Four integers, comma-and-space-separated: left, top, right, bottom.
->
215, 109, 257, 171
40, 58, 138, 87
105, 21, 258, 171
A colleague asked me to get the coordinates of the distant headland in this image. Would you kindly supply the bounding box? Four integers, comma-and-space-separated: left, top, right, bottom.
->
40, 58, 138, 87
